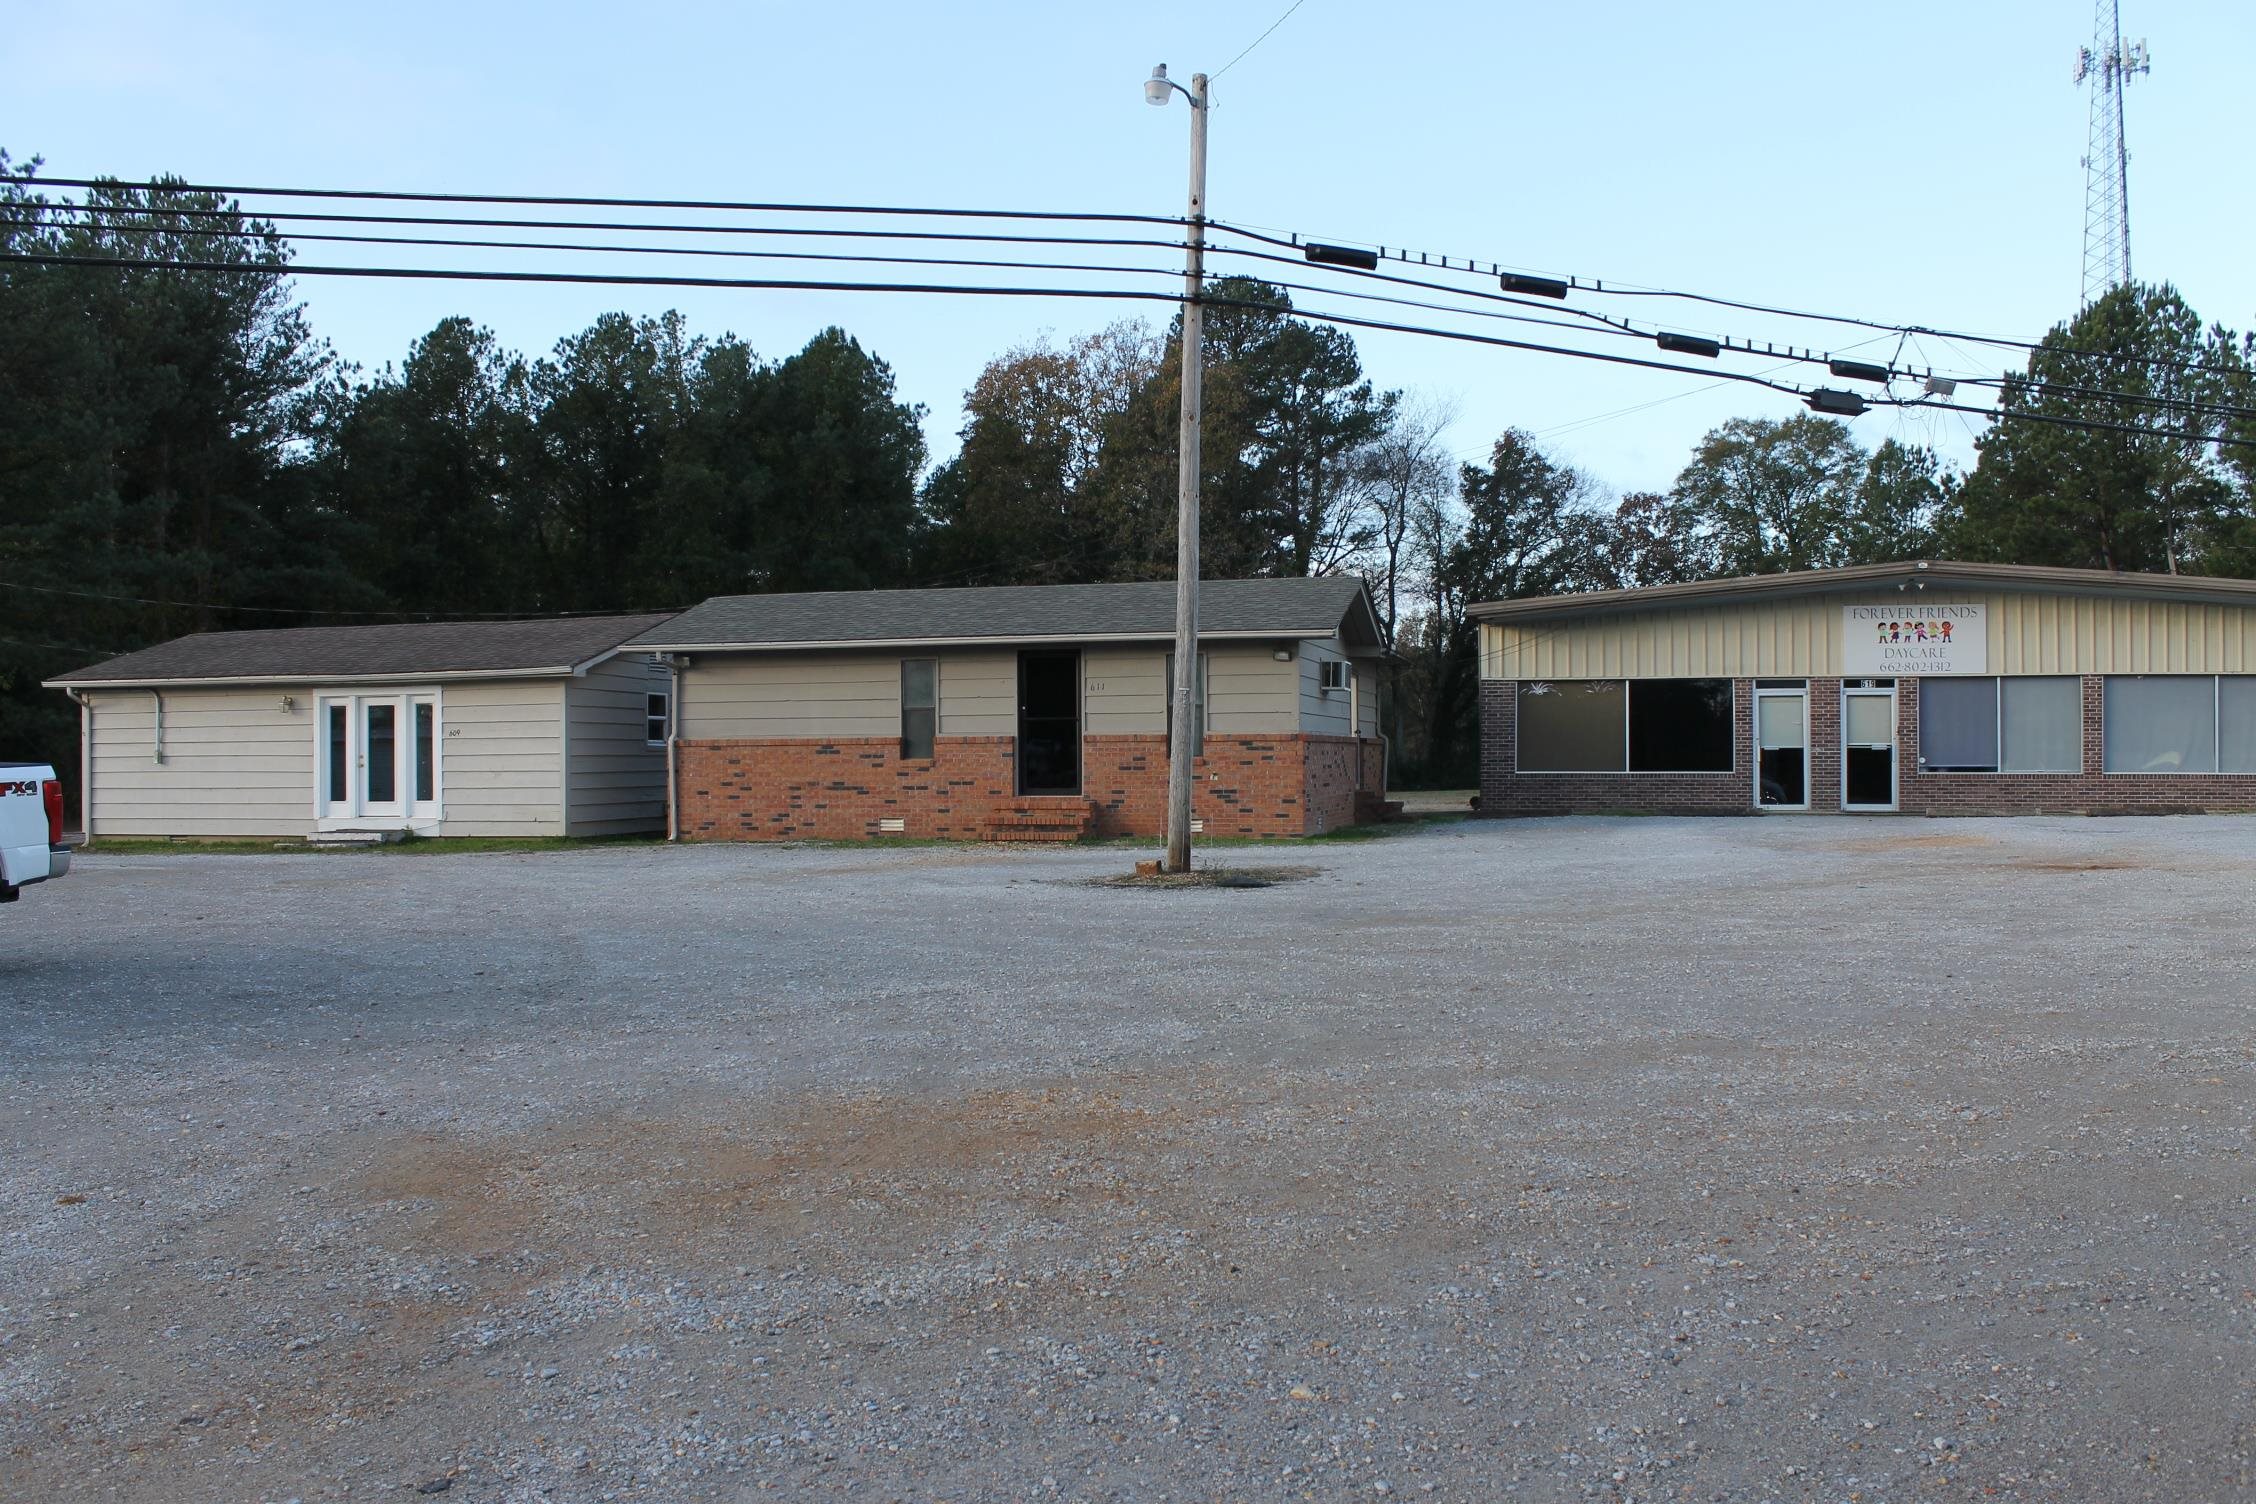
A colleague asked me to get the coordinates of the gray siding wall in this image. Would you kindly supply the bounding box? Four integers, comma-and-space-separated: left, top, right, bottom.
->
680, 651, 899, 739
679, 641, 1346, 741
83, 687, 316, 837
1084, 650, 1166, 733
1299, 640, 1353, 735
439, 680, 567, 836
939, 651, 1015, 735
1207, 644, 1299, 734
566, 656, 670, 836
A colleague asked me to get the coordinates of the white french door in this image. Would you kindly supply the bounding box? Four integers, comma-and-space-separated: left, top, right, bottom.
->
318, 692, 440, 826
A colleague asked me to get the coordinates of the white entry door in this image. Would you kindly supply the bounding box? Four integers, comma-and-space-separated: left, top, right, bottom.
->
1841, 683, 1898, 811
318, 693, 440, 826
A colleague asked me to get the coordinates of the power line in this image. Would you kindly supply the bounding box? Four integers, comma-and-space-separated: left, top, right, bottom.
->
0, 250, 1829, 402
0, 214, 1701, 352
18, 175, 1187, 229
1213, 0, 1312, 78
22, 171, 2245, 384
1205, 216, 2255, 380
11, 248, 2251, 452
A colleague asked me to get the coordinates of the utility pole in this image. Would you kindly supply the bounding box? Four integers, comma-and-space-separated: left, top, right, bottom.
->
1147, 64, 1208, 873
2075, 0, 2149, 306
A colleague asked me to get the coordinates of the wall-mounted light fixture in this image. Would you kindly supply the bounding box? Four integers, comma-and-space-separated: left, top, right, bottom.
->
1272, 646, 1294, 662
278, 694, 295, 713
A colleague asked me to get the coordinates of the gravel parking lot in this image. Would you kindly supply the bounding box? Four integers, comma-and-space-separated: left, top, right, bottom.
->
4, 816, 2254, 1503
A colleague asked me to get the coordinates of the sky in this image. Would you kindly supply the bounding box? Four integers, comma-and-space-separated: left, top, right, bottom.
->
8, 1, 2253, 502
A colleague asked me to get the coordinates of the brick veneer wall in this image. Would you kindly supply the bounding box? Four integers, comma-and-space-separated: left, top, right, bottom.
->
1898, 675, 2256, 815
1806, 679, 1843, 813
678, 736, 1017, 840
1477, 673, 2256, 819
1083, 733, 1380, 837
678, 732, 1387, 840
1478, 680, 1755, 816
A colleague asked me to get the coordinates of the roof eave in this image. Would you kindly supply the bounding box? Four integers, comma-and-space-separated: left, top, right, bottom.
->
43, 665, 580, 690
1471, 561, 2256, 624
633, 628, 1347, 654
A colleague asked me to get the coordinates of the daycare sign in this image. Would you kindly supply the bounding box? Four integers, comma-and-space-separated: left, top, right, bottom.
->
1843, 602, 1987, 675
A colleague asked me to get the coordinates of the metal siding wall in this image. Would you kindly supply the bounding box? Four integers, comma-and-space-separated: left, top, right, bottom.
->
1485, 589, 2256, 680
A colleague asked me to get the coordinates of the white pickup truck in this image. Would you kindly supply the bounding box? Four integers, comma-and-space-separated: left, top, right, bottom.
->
1, 762, 71, 903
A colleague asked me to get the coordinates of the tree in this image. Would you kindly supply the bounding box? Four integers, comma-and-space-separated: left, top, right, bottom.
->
919, 322, 1160, 585
0, 154, 348, 802
519, 312, 703, 610
1663, 414, 1945, 574
1082, 279, 1397, 582
1946, 283, 2248, 573
317, 317, 534, 614
734, 327, 926, 593
1668, 413, 1866, 574
1351, 394, 1456, 644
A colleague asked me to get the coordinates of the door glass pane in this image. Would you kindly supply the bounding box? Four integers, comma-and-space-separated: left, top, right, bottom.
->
1920, 676, 1999, 771
1756, 693, 1806, 806
1845, 746, 1893, 806
414, 703, 435, 803
1756, 694, 1804, 749
327, 705, 348, 804
2104, 676, 2216, 773
2000, 677, 2080, 772
1518, 680, 1626, 771
1845, 694, 1892, 746
365, 703, 397, 803
2221, 677, 2256, 775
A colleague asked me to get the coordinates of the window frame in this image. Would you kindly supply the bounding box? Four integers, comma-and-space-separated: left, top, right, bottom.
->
1917, 675, 2082, 775
2102, 674, 2234, 776
644, 691, 671, 748
1514, 678, 1737, 776
1627, 678, 1736, 774
900, 658, 939, 762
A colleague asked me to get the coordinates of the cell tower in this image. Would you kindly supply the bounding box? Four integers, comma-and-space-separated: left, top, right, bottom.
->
2074, 0, 2150, 306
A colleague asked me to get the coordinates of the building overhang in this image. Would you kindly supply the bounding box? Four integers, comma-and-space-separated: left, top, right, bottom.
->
1471, 561, 2256, 627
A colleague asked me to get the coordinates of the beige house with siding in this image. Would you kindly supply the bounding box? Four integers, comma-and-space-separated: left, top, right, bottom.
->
45, 614, 676, 840
628, 577, 1388, 841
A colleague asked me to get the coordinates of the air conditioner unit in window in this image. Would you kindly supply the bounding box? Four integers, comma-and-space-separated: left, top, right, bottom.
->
1318, 660, 1351, 692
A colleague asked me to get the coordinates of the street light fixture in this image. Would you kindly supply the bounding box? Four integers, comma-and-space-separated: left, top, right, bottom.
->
1147, 62, 1209, 875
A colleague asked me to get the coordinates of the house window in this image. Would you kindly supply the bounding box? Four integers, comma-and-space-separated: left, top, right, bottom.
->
2223, 678, 2256, 774
2103, 675, 2240, 773
901, 659, 937, 760
645, 691, 670, 747
415, 702, 437, 802
1517, 680, 1627, 772
1628, 679, 1734, 772
1918, 676, 2081, 774
1164, 652, 1208, 755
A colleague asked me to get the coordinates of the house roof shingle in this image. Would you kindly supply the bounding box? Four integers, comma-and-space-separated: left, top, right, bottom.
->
45, 613, 677, 688
627, 577, 1381, 652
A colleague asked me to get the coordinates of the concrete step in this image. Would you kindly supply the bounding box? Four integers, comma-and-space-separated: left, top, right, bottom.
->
308, 828, 406, 846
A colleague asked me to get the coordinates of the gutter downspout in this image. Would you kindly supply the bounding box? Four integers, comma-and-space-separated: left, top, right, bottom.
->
66, 688, 92, 843
151, 688, 165, 764
666, 656, 682, 842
